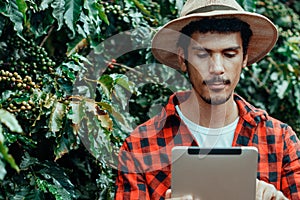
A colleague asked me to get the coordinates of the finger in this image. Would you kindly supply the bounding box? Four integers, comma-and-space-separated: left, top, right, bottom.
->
263, 189, 276, 200
165, 189, 193, 200
165, 189, 172, 199
261, 182, 276, 200
274, 191, 288, 200
256, 180, 263, 200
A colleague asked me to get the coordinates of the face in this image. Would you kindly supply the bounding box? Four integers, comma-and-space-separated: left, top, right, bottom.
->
178, 32, 248, 105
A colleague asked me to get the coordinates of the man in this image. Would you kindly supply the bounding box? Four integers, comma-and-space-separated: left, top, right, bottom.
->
115, 0, 300, 199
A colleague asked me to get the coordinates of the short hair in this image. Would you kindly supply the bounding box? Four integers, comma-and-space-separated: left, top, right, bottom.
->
177, 18, 253, 58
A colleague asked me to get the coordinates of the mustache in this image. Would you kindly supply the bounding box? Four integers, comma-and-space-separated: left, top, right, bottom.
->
203, 76, 231, 85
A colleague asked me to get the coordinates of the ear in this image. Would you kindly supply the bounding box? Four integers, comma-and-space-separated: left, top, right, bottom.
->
177, 47, 187, 72
242, 54, 248, 68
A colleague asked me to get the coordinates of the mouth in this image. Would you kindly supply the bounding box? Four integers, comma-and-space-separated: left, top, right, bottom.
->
206, 82, 227, 91
204, 79, 230, 91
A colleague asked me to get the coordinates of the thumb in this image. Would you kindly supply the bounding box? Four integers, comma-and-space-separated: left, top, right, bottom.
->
165, 189, 172, 199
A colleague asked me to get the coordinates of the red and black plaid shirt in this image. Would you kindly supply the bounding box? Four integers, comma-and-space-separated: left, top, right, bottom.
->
115, 91, 300, 200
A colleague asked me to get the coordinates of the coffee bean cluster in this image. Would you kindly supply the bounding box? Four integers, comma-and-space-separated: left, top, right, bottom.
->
0, 70, 36, 91
1, 36, 56, 84
0, 69, 38, 114
0, 34, 56, 114
6, 98, 36, 114
103, 3, 127, 20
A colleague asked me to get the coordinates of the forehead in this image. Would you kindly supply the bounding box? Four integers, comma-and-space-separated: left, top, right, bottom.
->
189, 32, 243, 49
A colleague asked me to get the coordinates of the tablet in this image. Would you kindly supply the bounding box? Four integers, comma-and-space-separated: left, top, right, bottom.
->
171, 146, 258, 200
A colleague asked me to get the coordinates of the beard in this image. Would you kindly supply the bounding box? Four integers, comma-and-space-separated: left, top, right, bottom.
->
200, 92, 232, 105
188, 75, 232, 105
200, 76, 232, 105
186, 63, 239, 105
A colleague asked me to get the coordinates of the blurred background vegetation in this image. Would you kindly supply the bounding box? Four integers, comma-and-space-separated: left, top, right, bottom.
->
0, 0, 299, 199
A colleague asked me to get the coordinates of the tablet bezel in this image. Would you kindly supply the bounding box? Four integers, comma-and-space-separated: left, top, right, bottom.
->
171, 146, 258, 200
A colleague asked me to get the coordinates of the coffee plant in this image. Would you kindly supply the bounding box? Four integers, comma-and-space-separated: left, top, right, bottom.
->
0, 0, 299, 199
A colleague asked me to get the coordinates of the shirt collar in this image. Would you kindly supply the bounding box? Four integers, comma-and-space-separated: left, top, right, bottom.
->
165, 91, 268, 127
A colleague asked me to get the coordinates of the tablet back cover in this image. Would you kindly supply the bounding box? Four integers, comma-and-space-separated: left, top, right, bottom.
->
171, 146, 258, 200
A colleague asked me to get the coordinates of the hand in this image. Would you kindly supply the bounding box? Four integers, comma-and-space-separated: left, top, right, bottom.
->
165, 189, 193, 200
256, 179, 288, 200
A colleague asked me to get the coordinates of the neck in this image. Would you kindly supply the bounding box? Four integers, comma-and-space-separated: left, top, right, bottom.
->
180, 90, 239, 128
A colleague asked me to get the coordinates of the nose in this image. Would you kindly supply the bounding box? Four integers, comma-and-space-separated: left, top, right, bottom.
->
209, 54, 225, 75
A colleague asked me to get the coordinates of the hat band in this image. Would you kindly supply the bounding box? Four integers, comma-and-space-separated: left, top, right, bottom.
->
186, 5, 238, 15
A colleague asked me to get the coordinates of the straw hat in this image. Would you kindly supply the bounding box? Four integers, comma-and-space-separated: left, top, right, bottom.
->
151, 0, 278, 69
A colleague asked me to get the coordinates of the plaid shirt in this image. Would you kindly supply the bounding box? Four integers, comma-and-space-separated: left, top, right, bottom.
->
115, 91, 300, 200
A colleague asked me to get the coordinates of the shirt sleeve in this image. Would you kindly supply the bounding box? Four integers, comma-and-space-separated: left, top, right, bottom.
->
114, 141, 151, 200
281, 126, 300, 200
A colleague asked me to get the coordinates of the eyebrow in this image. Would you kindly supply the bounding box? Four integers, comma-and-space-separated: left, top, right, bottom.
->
191, 46, 241, 52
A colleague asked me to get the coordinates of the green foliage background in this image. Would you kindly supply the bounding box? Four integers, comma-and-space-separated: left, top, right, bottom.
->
0, 0, 299, 199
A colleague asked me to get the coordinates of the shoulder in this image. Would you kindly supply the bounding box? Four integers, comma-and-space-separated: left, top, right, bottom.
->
121, 93, 180, 150
121, 91, 192, 152
234, 94, 295, 132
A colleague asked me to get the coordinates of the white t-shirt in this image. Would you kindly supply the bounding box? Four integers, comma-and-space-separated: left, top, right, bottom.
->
175, 105, 238, 148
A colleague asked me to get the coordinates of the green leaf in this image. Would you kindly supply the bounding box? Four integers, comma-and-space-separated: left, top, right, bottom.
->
95, 2, 109, 25
0, 15, 7, 37
0, 127, 3, 143
16, 0, 27, 22
131, 0, 152, 18
76, 11, 102, 38
0, 1, 5, 12
237, 0, 256, 12
0, 109, 23, 133
54, 123, 79, 160
111, 106, 133, 134
85, 114, 112, 161
20, 152, 39, 170
83, 0, 99, 19
98, 75, 114, 98
30, 9, 55, 37
23, 189, 44, 200
64, 0, 82, 37
175, 0, 184, 11
113, 74, 136, 110
62, 65, 76, 80
37, 162, 77, 199
294, 84, 300, 113
51, 0, 65, 30
97, 102, 113, 113
62, 60, 85, 72
0, 140, 20, 174
0, 159, 7, 180
3, 0, 24, 36
69, 102, 85, 124
276, 80, 289, 99
36, 177, 74, 200
49, 101, 67, 133
80, 2, 105, 37
58, 60, 86, 82
113, 74, 135, 93
0, 91, 16, 104
40, 0, 54, 10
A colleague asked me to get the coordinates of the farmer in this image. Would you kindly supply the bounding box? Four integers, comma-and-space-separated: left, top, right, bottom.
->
115, 0, 300, 199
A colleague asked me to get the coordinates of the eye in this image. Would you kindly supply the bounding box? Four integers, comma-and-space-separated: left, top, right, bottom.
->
224, 51, 237, 58
197, 52, 209, 58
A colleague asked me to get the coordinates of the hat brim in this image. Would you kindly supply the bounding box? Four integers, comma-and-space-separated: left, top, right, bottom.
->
151, 11, 278, 69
